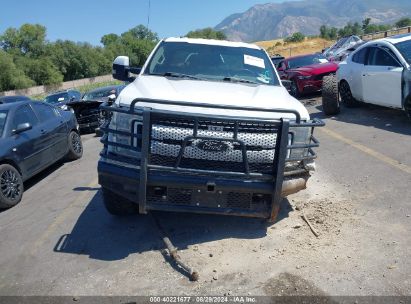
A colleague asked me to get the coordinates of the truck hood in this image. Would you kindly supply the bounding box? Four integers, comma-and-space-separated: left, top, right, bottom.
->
289, 62, 338, 75
116, 75, 309, 120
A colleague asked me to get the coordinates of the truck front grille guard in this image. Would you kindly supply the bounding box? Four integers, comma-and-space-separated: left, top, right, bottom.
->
100, 98, 324, 220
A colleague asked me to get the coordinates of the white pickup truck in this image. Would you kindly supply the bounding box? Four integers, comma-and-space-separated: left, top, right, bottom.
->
322, 33, 411, 117
98, 37, 323, 221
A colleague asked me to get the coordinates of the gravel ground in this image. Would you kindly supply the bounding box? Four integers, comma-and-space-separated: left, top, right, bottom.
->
0, 96, 410, 299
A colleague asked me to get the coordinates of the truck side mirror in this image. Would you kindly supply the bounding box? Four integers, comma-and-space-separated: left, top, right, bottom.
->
112, 56, 141, 82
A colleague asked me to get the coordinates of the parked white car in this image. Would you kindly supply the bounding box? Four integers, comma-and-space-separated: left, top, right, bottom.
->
321, 33, 411, 117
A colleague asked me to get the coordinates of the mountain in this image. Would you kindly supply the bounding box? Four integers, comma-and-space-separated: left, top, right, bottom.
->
215, 0, 411, 42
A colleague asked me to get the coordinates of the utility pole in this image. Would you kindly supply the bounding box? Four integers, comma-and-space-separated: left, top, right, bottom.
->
147, 0, 151, 30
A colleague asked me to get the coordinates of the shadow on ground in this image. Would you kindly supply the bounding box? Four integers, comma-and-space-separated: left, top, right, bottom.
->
53, 190, 292, 261
23, 162, 64, 192
312, 103, 411, 136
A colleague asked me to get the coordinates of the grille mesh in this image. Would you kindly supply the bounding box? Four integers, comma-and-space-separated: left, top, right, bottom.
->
149, 115, 279, 173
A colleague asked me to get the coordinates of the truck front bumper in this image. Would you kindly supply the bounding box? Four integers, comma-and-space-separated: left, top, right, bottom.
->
98, 98, 324, 221
98, 159, 309, 219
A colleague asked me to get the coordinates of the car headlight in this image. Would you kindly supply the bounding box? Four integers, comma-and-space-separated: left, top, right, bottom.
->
61, 104, 68, 111
107, 110, 142, 158
297, 75, 312, 80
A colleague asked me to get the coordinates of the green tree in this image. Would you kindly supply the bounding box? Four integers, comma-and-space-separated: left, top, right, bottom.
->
319, 25, 338, 40
27, 58, 63, 85
338, 22, 363, 37
186, 28, 226, 40
363, 23, 391, 34
362, 18, 371, 31
101, 33, 120, 46
0, 23, 160, 90
0, 50, 35, 90
102, 25, 158, 66
47, 40, 110, 81
284, 32, 305, 43
395, 17, 411, 28
123, 25, 159, 42
0, 24, 46, 56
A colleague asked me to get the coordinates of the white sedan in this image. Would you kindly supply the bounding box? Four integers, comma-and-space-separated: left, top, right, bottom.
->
321, 33, 411, 117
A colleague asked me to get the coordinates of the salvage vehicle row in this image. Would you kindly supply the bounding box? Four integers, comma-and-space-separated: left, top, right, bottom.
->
322, 33, 411, 117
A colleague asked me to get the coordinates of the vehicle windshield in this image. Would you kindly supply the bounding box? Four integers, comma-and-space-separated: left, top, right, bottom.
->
395, 39, 411, 65
0, 110, 8, 137
145, 41, 279, 86
288, 54, 329, 69
83, 88, 117, 100
44, 92, 69, 104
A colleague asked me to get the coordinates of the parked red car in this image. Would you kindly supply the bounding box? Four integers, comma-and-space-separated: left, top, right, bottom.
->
277, 53, 338, 97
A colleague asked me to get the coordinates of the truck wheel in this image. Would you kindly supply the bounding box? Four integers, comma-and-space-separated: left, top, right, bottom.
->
339, 80, 359, 107
322, 75, 340, 115
0, 164, 23, 209
66, 131, 83, 160
102, 188, 138, 216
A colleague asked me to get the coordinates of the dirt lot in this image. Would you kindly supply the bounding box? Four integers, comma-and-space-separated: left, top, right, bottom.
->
0, 95, 410, 300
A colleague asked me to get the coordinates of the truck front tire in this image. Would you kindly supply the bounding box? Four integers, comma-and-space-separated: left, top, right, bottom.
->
322, 75, 340, 115
102, 188, 138, 216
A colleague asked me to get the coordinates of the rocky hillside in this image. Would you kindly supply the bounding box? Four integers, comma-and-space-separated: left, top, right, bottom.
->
215, 0, 411, 42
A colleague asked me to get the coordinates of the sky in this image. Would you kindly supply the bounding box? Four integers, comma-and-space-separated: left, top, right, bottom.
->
0, 0, 294, 45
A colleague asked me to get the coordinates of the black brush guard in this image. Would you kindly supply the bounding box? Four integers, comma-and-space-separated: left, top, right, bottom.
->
99, 98, 324, 221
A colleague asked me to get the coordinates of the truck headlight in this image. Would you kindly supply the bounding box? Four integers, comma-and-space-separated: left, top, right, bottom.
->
286, 126, 314, 172
107, 110, 142, 158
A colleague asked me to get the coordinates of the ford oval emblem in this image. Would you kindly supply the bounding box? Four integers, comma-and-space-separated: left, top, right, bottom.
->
197, 140, 229, 152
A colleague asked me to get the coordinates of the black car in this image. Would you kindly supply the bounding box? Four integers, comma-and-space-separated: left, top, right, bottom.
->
271, 54, 285, 69
82, 85, 126, 134
0, 101, 83, 209
44, 86, 125, 133
82, 85, 125, 103
44, 90, 81, 109
0, 95, 31, 104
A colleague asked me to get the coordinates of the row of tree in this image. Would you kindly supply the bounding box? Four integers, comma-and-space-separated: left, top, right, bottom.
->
319, 17, 411, 40
0, 24, 160, 91
0, 23, 227, 92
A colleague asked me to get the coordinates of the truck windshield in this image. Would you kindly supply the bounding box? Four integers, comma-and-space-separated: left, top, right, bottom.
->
145, 41, 279, 86
395, 39, 411, 65
0, 110, 8, 137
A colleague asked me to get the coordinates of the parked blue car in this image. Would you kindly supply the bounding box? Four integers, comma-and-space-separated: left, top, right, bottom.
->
0, 95, 31, 104
0, 100, 83, 209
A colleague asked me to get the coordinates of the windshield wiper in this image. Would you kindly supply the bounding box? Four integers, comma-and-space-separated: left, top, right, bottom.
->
222, 77, 258, 84
154, 72, 202, 80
